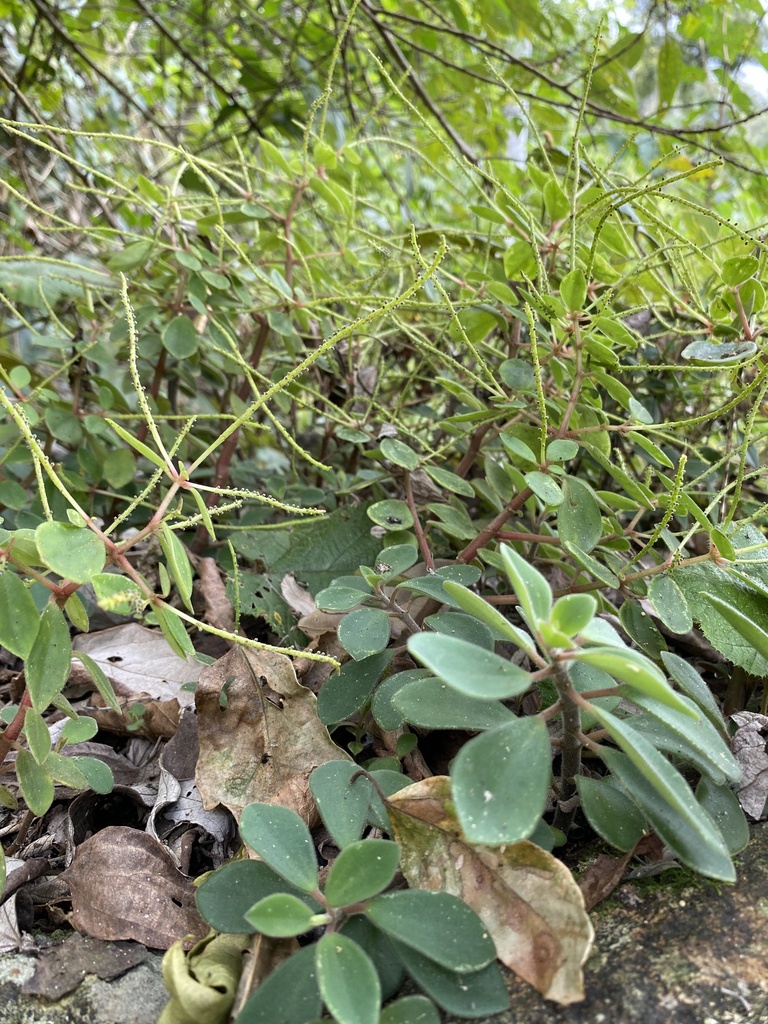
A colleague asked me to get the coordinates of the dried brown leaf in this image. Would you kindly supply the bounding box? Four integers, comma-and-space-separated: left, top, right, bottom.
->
195, 646, 350, 823
731, 711, 768, 819
387, 776, 593, 1005
61, 826, 207, 949
197, 557, 235, 633
578, 852, 633, 911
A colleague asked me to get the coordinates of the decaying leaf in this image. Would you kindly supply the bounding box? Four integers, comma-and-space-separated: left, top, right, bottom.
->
159, 930, 250, 1024
196, 557, 235, 633
578, 851, 634, 911
21, 932, 148, 999
195, 646, 351, 822
61, 826, 207, 949
731, 712, 768, 819
387, 776, 593, 1005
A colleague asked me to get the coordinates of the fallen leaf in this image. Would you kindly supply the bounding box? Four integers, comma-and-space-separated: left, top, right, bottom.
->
578, 852, 633, 911
281, 573, 317, 618
197, 557, 235, 633
387, 776, 593, 1005
61, 826, 207, 949
731, 711, 768, 819
159, 930, 250, 1024
21, 932, 148, 999
195, 646, 351, 822
73, 623, 203, 704
0, 893, 21, 953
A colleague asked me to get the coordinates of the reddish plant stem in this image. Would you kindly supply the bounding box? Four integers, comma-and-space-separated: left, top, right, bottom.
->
455, 422, 492, 478
403, 471, 434, 571
0, 686, 32, 765
458, 486, 533, 564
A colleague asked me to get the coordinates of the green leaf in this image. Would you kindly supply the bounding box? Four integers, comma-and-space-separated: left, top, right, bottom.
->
702, 592, 768, 665
524, 470, 564, 506
102, 448, 136, 489
424, 466, 475, 497
371, 669, 432, 731
26, 603, 72, 712
380, 438, 419, 470
107, 240, 153, 271
154, 605, 197, 660
377, 545, 419, 579
696, 779, 750, 855
393, 943, 509, 1017
0, 571, 40, 659
338, 608, 391, 661
681, 339, 756, 365
551, 594, 597, 637
158, 523, 194, 612
45, 751, 91, 789
16, 748, 54, 816
162, 315, 199, 358
64, 592, 89, 632
393, 678, 515, 731
67, 755, 114, 794
367, 500, 414, 531
395, 565, 481, 604
628, 432, 673, 468
721, 255, 758, 287
106, 419, 168, 469
339, 915, 405, 1001
543, 178, 569, 221
422, 611, 495, 649
407, 633, 532, 700
657, 34, 682, 107
365, 890, 496, 972
196, 861, 318, 934
324, 839, 400, 907
441, 581, 537, 654
316, 934, 380, 1024
315, 586, 367, 612
379, 995, 440, 1024
239, 803, 319, 893
310, 761, 373, 848
61, 715, 99, 745
451, 717, 551, 843
36, 522, 105, 584
576, 775, 646, 852
659, 651, 726, 732
619, 600, 667, 660
234, 946, 321, 1024
499, 543, 552, 624
24, 708, 51, 764
589, 709, 735, 880
546, 439, 579, 462
71, 650, 121, 713
500, 432, 537, 464
245, 893, 318, 937
91, 573, 143, 616
647, 575, 692, 634
568, 646, 695, 716
317, 650, 393, 724
558, 477, 602, 553
560, 268, 587, 311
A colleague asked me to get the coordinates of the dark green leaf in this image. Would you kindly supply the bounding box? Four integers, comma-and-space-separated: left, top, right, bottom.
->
26, 603, 72, 712
239, 803, 319, 893
392, 942, 509, 1017
407, 633, 532, 700
36, 522, 105, 585
0, 571, 39, 659
338, 608, 391, 661
316, 934, 380, 1024
317, 650, 393, 725
394, 677, 514, 731
235, 946, 321, 1024
576, 775, 646, 852
310, 761, 373, 848
245, 893, 318, 937
324, 839, 400, 907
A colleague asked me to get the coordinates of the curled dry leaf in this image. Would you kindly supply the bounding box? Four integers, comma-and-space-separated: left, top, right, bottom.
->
387, 776, 593, 1005
195, 646, 351, 823
731, 711, 768, 819
61, 825, 207, 950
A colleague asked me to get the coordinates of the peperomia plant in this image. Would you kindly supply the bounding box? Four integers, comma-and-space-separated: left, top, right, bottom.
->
191, 762, 509, 1024
397, 543, 748, 881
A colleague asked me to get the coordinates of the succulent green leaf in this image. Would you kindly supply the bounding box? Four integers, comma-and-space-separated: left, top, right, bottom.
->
380, 438, 419, 470
551, 594, 597, 637
696, 779, 750, 855
338, 607, 391, 661
245, 893, 318, 937
367, 500, 414, 531
239, 803, 319, 893
36, 521, 105, 584
0, 571, 40, 659
310, 761, 373, 848
560, 268, 587, 311
365, 890, 495, 972
524, 470, 564, 506
44, 751, 91, 789
576, 775, 646, 852
499, 543, 552, 624
569, 646, 694, 716
26, 602, 72, 712
234, 945, 321, 1024
379, 995, 440, 1024
317, 650, 392, 725
67, 755, 114, 793
316, 934, 381, 1024
71, 651, 121, 713
391, 941, 509, 1017
324, 839, 400, 907
423, 611, 495, 649
441, 581, 537, 653
721, 255, 758, 287
407, 633, 532, 700
647, 575, 693, 634
61, 715, 99, 745
16, 749, 54, 816
393, 677, 515, 731
659, 651, 726, 732
196, 860, 319, 934
589, 708, 735, 880
451, 717, 550, 843
154, 605, 197, 660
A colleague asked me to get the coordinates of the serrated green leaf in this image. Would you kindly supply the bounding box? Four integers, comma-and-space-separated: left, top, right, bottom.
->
240, 803, 319, 893
365, 890, 496, 972
451, 717, 551, 843
407, 633, 532, 700
36, 522, 105, 584
316, 934, 380, 1024
26, 603, 72, 712
0, 571, 40, 659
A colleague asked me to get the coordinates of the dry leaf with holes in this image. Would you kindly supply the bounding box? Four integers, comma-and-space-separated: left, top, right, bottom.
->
387, 776, 593, 1005
195, 646, 350, 823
